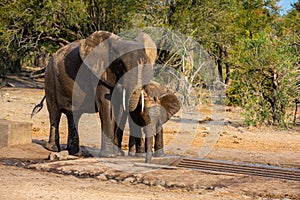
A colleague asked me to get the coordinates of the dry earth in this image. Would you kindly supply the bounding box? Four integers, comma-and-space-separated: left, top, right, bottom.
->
0, 87, 299, 200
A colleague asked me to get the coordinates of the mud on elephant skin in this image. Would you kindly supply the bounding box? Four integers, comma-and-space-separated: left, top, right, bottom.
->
127, 81, 181, 163
33, 31, 157, 157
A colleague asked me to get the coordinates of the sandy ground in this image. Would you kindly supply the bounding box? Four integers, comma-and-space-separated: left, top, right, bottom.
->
0, 87, 300, 199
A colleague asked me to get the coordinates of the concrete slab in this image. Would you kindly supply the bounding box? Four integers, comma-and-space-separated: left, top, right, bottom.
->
0, 119, 32, 147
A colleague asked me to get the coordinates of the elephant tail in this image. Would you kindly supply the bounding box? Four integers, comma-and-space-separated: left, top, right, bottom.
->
31, 96, 46, 118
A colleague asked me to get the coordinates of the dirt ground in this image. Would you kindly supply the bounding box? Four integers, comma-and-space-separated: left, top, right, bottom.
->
0, 87, 300, 199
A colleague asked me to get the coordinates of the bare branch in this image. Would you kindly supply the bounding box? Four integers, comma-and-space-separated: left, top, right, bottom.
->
43, 36, 70, 45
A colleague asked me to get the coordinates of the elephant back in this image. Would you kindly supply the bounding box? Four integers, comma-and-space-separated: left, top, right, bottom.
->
79, 31, 119, 60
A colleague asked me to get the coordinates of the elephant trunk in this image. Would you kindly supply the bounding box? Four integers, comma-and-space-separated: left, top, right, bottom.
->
128, 64, 144, 112
129, 88, 142, 112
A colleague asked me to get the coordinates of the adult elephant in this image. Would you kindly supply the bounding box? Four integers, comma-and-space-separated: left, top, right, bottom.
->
42, 31, 157, 157
126, 81, 181, 163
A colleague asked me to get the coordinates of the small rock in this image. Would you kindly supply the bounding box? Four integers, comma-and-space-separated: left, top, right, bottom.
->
73, 171, 79, 176
109, 179, 117, 183
48, 151, 69, 161
198, 117, 213, 124
133, 174, 143, 183
155, 185, 166, 190
205, 186, 215, 191
166, 181, 175, 188
175, 182, 186, 188
63, 170, 73, 175
142, 179, 150, 185
188, 183, 199, 191
48, 153, 58, 161
220, 131, 229, 136
78, 172, 89, 178
237, 128, 243, 133
123, 177, 136, 183
148, 179, 156, 186
155, 180, 166, 186
96, 174, 107, 181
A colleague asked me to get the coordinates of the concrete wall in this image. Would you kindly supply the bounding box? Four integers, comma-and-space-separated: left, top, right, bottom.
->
0, 119, 32, 147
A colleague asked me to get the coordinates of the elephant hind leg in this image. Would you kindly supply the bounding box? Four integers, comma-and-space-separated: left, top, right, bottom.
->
66, 112, 81, 155
45, 110, 62, 152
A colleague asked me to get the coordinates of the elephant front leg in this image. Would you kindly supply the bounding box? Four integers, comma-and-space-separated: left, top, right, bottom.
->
144, 123, 155, 163
154, 126, 165, 157
97, 87, 118, 158
128, 116, 145, 157
145, 136, 153, 163
113, 104, 127, 156
128, 135, 145, 157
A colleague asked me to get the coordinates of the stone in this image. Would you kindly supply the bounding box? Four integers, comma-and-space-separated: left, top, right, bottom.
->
96, 174, 108, 181
175, 182, 186, 188
123, 177, 136, 183
166, 181, 175, 188
48, 151, 69, 161
155, 180, 166, 186
0, 119, 32, 147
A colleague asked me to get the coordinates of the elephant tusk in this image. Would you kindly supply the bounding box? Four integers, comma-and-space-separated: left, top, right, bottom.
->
159, 93, 168, 99
137, 61, 143, 87
123, 89, 126, 111
141, 90, 144, 112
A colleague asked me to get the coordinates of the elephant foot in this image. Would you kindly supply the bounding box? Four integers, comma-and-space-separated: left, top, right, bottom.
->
145, 153, 152, 163
127, 151, 146, 157
153, 149, 165, 157
67, 145, 80, 156
128, 151, 135, 157
45, 142, 60, 152
98, 149, 117, 158
135, 152, 146, 157
116, 148, 125, 156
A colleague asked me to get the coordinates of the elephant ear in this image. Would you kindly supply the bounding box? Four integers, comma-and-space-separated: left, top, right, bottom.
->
79, 31, 120, 86
160, 91, 181, 124
135, 32, 157, 64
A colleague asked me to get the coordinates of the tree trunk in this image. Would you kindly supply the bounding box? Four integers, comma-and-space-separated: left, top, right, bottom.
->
224, 49, 230, 85
216, 44, 223, 82
271, 70, 279, 125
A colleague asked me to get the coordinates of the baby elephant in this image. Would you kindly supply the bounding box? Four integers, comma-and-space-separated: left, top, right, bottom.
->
128, 81, 180, 163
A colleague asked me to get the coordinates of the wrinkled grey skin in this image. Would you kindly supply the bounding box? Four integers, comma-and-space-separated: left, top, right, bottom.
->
126, 81, 181, 163
41, 31, 156, 157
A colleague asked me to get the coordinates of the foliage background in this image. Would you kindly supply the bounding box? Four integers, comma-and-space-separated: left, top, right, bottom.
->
0, 0, 299, 126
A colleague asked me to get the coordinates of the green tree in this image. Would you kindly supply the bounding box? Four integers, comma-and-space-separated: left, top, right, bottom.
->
0, 0, 90, 74
229, 32, 299, 126
84, 0, 139, 33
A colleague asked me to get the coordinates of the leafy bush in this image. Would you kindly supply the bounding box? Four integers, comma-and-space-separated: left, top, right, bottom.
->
229, 32, 299, 126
